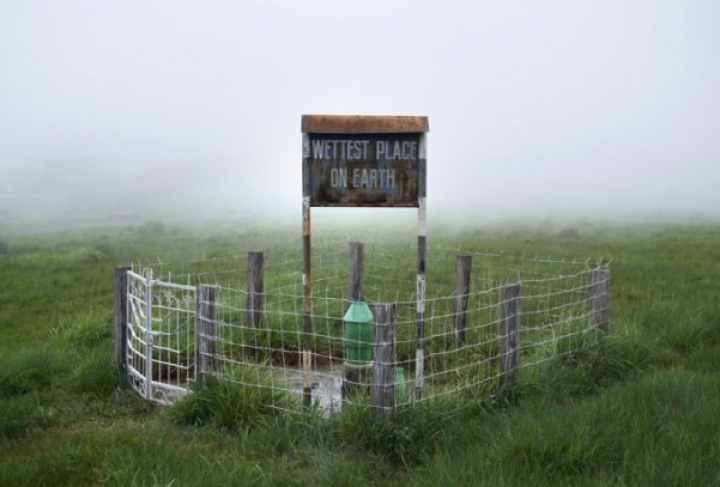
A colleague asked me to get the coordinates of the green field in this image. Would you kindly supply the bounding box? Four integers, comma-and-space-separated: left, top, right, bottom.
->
1, 220, 719, 486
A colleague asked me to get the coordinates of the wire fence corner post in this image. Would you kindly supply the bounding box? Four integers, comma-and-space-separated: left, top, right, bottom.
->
454, 254, 472, 349
590, 268, 610, 335
113, 265, 130, 370
372, 303, 397, 419
247, 251, 264, 364
195, 284, 218, 386
500, 282, 521, 390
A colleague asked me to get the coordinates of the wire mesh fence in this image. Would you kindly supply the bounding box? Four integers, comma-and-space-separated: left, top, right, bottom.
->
118, 239, 610, 415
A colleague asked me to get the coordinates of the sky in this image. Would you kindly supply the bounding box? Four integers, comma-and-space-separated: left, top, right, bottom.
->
1, 0, 719, 224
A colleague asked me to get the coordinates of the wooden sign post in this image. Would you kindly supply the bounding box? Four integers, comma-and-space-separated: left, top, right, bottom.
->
301, 115, 429, 406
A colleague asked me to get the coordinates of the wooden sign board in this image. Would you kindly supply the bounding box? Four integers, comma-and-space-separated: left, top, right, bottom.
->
302, 115, 428, 208
300, 114, 430, 406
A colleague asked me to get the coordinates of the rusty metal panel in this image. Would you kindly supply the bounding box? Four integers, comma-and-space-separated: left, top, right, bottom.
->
307, 133, 422, 207
302, 115, 428, 134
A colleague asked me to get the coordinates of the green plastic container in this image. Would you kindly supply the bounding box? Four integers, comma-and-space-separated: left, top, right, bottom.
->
396, 367, 408, 402
343, 300, 374, 364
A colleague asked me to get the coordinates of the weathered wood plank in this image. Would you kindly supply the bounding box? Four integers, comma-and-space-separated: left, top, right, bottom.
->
302, 115, 429, 134
372, 303, 397, 419
590, 269, 610, 334
454, 255, 472, 348
113, 266, 130, 369
247, 251, 264, 363
195, 285, 217, 385
500, 283, 521, 388
247, 251, 264, 329
348, 242, 364, 301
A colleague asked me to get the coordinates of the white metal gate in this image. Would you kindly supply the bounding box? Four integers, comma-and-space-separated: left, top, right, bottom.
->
126, 269, 196, 405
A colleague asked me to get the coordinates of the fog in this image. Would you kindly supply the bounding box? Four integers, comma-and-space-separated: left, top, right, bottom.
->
1, 0, 719, 228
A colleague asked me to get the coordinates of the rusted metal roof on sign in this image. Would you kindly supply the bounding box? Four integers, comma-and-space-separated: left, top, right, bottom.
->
302, 115, 429, 134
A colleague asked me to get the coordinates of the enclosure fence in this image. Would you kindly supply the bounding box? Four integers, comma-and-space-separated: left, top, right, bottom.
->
114, 240, 610, 415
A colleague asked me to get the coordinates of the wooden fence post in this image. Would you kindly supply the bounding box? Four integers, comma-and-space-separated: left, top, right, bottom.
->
343, 242, 367, 400
371, 303, 397, 419
247, 251, 264, 362
113, 266, 130, 370
195, 285, 218, 385
349, 242, 364, 301
590, 269, 610, 335
454, 255, 472, 348
500, 283, 521, 388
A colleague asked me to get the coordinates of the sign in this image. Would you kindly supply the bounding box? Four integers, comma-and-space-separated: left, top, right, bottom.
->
299, 115, 430, 406
307, 133, 421, 207
302, 115, 428, 208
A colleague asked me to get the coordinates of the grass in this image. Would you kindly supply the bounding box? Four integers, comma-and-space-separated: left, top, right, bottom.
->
1, 219, 720, 486
0, 346, 60, 397
170, 367, 298, 431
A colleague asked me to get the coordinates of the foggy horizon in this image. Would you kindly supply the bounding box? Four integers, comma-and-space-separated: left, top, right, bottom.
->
2, 1, 719, 226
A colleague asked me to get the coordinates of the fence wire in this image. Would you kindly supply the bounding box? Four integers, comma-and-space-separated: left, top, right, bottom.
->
129, 239, 609, 413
